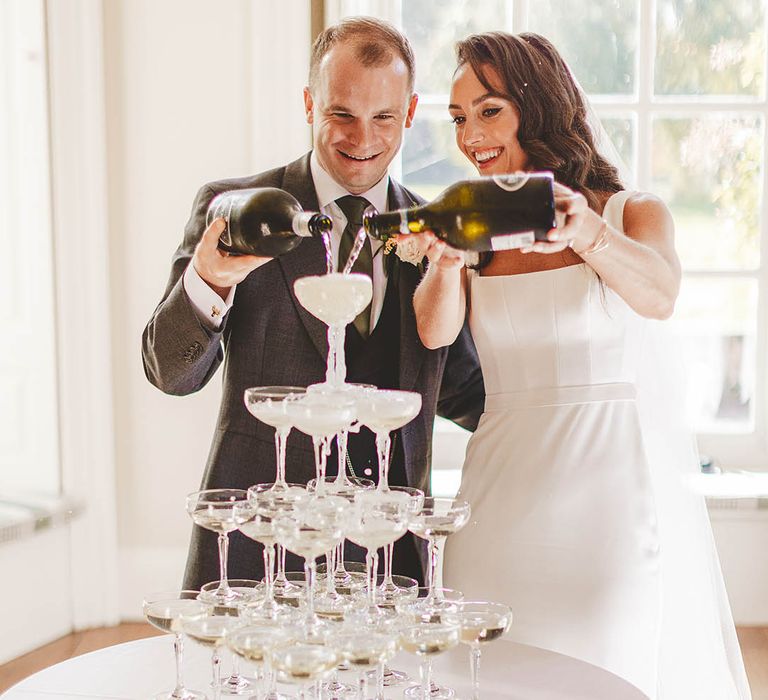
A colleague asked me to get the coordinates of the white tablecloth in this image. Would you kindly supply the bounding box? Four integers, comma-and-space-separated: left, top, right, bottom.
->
2, 635, 648, 699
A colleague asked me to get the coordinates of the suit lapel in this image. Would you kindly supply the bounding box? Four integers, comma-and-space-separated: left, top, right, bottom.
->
277, 154, 330, 361
388, 181, 427, 392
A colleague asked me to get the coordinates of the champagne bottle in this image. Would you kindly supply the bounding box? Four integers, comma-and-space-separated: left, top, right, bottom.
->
363, 172, 557, 252
206, 187, 333, 257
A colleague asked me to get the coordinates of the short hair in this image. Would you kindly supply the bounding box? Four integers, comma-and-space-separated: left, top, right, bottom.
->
309, 16, 415, 93
456, 32, 622, 209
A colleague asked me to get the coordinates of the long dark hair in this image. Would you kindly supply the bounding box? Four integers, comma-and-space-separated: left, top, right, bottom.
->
455, 32, 623, 211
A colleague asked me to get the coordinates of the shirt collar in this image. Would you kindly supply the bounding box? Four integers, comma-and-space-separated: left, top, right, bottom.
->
309, 150, 389, 214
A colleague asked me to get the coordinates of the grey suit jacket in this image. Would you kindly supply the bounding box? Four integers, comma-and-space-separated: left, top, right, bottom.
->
142, 152, 485, 587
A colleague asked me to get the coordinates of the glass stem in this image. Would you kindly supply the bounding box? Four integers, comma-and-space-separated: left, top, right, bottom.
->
384, 542, 394, 587
422, 657, 433, 700
275, 428, 289, 486
305, 558, 317, 628
333, 322, 346, 386
313, 436, 330, 486
376, 662, 385, 699
427, 536, 442, 603
217, 532, 230, 594
375, 433, 391, 491
172, 633, 184, 695
326, 547, 336, 595
366, 549, 379, 608
325, 324, 337, 386
470, 646, 482, 700
335, 430, 351, 485
277, 544, 287, 582
358, 672, 367, 700
263, 543, 275, 606
212, 647, 222, 700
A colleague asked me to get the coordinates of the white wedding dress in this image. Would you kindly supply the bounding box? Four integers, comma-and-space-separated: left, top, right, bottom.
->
443, 191, 751, 699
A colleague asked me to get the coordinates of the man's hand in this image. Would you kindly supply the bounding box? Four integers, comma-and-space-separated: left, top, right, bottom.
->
192, 219, 272, 298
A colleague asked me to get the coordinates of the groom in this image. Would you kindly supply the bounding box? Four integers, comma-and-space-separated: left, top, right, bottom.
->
142, 16, 484, 589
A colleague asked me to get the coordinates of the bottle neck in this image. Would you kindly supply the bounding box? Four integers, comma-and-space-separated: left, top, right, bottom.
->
364, 208, 414, 239
293, 212, 332, 238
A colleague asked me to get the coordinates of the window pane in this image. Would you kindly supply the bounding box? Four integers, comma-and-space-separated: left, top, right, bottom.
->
598, 115, 635, 185
403, 108, 476, 199
528, 0, 638, 95
655, 0, 765, 97
652, 115, 762, 271
672, 277, 757, 433
403, 0, 511, 96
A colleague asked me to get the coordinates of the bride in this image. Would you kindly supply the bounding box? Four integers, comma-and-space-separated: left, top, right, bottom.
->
411, 31, 751, 699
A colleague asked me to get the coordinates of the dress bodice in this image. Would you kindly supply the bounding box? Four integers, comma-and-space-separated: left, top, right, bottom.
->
469, 191, 645, 395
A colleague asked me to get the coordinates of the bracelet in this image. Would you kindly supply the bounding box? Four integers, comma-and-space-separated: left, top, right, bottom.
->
581, 218, 611, 256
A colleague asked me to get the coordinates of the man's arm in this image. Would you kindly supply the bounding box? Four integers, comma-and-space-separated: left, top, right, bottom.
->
141, 183, 268, 395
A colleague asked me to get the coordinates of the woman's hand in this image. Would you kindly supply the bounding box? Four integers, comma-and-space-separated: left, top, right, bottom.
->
521, 182, 602, 255
399, 232, 465, 270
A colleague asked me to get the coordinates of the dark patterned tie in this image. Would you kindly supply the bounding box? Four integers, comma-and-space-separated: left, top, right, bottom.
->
336, 195, 373, 338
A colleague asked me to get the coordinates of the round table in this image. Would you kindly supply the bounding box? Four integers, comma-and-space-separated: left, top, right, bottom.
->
2, 634, 648, 699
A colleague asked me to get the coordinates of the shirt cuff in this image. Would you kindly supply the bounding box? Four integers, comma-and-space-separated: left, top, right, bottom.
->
182, 262, 236, 330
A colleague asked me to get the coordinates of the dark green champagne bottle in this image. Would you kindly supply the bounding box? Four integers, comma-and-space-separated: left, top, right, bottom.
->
207, 187, 333, 257
363, 172, 556, 252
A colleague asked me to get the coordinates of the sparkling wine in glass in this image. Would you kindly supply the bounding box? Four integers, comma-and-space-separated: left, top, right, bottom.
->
345, 490, 410, 622
273, 496, 348, 639
294, 272, 372, 389
284, 392, 357, 492
180, 612, 243, 700
226, 623, 295, 700
378, 485, 424, 607
455, 601, 513, 700
334, 630, 397, 700
408, 497, 471, 609
243, 386, 306, 490
271, 643, 340, 700
186, 489, 251, 605
354, 388, 422, 491
248, 483, 309, 605
399, 620, 461, 700
143, 591, 209, 700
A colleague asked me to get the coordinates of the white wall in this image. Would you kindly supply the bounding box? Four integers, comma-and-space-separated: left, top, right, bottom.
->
100, 0, 311, 618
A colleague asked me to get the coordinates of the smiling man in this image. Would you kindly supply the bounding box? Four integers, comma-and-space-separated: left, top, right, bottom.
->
142, 16, 484, 590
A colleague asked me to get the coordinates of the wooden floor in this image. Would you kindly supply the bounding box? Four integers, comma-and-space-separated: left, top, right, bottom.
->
0, 624, 766, 696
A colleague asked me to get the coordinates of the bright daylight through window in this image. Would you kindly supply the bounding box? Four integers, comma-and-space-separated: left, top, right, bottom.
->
392, 0, 767, 470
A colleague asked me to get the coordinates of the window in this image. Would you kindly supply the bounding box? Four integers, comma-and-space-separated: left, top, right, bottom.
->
0, 0, 60, 494
331, 0, 768, 471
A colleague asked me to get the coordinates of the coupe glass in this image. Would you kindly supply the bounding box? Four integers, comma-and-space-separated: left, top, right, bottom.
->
142, 590, 209, 700
243, 386, 306, 490
226, 623, 295, 700
408, 497, 471, 608
283, 392, 357, 489
186, 489, 250, 604
378, 485, 424, 606
271, 643, 340, 700
454, 601, 513, 700
180, 611, 243, 700
354, 389, 422, 491
399, 620, 460, 700
247, 483, 309, 606
333, 630, 397, 700
197, 580, 261, 696
294, 272, 372, 388
345, 490, 410, 622
273, 496, 349, 639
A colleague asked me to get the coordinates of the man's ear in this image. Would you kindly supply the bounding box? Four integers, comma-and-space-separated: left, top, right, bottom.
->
405, 93, 419, 128
303, 87, 314, 124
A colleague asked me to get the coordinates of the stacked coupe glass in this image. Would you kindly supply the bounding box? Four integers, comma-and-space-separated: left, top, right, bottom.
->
143, 254, 512, 699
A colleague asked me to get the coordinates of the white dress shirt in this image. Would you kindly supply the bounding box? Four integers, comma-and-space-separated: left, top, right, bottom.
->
183, 152, 391, 331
